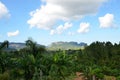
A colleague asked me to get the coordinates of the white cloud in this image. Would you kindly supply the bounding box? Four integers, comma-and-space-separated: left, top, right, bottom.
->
27, 0, 107, 30
68, 31, 75, 36
99, 13, 115, 28
50, 29, 56, 35
77, 22, 90, 33
0, 1, 10, 19
50, 22, 72, 35
7, 30, 19, 37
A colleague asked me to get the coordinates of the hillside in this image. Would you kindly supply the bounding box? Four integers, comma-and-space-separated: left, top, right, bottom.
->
1, 41, 87, 51
9, 43, 26, 50
47, 41, 87, 50
1, 42, 26, 51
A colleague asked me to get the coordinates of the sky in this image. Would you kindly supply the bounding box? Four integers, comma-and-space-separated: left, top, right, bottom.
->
0, 0, 120, 45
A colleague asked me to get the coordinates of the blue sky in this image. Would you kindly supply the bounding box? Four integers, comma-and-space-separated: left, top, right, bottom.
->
0, 0, 120, 45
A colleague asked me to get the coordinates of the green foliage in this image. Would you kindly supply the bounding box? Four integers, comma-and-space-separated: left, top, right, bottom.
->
48, 41, 86, 50
48, 51, 73, 80
116, 76, 120, 80
0, 40, 120, 80
0, 72, 10, 80
0, 40, 9, 50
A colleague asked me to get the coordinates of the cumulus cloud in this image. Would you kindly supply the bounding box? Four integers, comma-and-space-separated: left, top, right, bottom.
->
68, 31, 75, 36
50, 29, 56, 35
27, 0, 107, 30
99, 13, 115, 28
77, 22, 90, 33
0, 1, 10, 19
50, 22, 72, 35
7, 30, 19, 37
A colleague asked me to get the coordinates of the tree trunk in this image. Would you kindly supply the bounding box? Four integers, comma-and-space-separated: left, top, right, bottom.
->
92, 75, 96, 80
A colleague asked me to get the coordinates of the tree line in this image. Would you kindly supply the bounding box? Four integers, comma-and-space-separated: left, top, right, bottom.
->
0, 39, 120, 80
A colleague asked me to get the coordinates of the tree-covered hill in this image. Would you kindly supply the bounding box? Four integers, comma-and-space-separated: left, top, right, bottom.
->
0, 41, 87, 51
0, 42, 25, 51
47, 41, 87, 50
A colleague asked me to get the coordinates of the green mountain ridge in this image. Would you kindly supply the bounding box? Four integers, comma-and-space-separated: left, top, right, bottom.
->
0, 41, 87, 51
47, 41, 87, 50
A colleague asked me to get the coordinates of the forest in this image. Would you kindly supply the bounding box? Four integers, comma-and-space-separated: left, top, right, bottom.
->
0, 39, 120, 80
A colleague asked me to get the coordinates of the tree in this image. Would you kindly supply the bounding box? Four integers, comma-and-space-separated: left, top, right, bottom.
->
20, 54, 36, 80
25, 38, 46, 58
25, 39, 38, 58
48, 51, 72, 80
24, 38, 46, 79
0, 40, 9, 51
0, 40, 9, 73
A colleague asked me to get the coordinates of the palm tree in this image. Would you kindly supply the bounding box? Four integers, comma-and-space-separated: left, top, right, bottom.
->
0, 40, 9, 73
0, 40, 9, 50
25, 39, 37, 57
25, 38, 46, 79
25, 38, 46, 58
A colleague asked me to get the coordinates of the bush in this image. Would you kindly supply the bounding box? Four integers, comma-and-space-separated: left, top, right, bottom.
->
0, 72, 10, 80
104, 75, 116, 80
117, 76, 120, 80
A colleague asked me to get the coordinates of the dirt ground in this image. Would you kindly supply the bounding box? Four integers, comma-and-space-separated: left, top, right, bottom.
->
74, 72, 86, 80
74, 72, 116, 80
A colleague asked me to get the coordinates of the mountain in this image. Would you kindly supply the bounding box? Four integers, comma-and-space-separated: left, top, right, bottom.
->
47, 41, 87, 50
1, 41, 87, 51
0, 42, 26, 51
9, 42, 26, 50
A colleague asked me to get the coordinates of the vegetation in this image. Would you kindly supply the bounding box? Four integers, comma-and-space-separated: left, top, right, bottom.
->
47, 41, 87, 50
0, 39, 120, 80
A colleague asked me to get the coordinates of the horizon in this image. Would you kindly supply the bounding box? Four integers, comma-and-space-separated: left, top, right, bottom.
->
1, 40, 120, 46
0, 0, 120, 46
